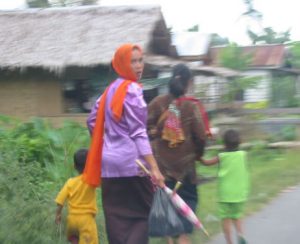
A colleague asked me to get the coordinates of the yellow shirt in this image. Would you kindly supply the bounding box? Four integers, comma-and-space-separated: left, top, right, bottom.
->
55, 175, 97, 215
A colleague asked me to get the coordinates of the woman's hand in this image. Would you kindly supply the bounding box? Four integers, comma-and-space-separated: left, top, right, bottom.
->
150, 166, 165, 188
143, 154, 165, 187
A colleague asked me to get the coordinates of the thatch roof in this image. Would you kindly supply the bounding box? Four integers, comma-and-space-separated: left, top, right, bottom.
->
0, 5, 172, 71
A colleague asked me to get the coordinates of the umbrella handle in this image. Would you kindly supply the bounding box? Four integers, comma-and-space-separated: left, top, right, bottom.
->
135, 159, 151, 175
136, 159, 182, 194
202, 227, 210, 237
172, 181, 182, 195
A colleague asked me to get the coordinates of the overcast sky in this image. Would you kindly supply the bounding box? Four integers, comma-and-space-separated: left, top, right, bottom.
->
1, 0, 299, 45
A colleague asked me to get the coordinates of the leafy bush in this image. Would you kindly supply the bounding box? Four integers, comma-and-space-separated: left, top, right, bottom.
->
276, 125, 297, 141
243, 101, 269, 109
271, 77, 299, 108
0, 148, 64, 243
0, 116, 91, 243
267, 125, 297, 142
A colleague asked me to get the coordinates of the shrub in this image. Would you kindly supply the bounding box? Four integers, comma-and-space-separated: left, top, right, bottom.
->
0, 117, 91, 243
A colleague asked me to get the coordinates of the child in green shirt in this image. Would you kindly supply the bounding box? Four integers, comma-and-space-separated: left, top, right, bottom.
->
200, 129, 249, 244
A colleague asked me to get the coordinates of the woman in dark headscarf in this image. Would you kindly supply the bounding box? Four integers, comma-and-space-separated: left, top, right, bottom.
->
85, 43, 164, 244
148, 64, 208, 244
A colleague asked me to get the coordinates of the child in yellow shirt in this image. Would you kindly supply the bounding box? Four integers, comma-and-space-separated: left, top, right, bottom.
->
55, 148, 98, 244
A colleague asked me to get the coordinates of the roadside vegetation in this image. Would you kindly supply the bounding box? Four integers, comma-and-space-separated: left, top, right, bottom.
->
1, 115, 300, 243
193, 148, 300, 243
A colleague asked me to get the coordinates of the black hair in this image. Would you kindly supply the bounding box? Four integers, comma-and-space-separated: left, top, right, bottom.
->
223, 129, 240, 151
73, 148, 88, 174
168, 64, 192, 98
109, 61, 117, 76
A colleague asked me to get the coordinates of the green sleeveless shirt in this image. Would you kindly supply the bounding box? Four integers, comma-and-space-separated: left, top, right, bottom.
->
218, 150, 249, 202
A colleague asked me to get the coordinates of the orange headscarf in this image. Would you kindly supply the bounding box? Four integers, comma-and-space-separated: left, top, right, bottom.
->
82, 44, 142, 187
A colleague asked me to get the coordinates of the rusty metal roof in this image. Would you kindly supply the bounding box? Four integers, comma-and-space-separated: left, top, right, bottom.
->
209, 44, 286, 68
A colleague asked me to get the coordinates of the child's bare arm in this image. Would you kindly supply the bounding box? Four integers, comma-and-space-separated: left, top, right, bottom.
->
199, 156, 219, 165
55, 204, 63, 225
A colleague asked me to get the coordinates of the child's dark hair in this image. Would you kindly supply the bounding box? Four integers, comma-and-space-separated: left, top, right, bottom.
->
223, 129, 240, 151
73, 148, 88, 173
169, 64, 192, 98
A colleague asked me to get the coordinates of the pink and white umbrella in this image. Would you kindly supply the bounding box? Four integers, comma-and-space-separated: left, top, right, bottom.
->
136, 160, 209, 237
163, 186, 209, 236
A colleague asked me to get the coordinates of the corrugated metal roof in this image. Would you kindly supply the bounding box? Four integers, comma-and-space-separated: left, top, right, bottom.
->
209, 44, 286, 68
190, 65, 240, 77
141, 77, 169, 90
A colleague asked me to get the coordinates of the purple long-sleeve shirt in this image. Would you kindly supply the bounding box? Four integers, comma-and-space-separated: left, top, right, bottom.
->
87, 78, 152, 178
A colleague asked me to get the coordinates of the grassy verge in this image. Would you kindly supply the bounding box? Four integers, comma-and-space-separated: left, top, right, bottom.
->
151, 148, 300, 244
1, 117, 300, 243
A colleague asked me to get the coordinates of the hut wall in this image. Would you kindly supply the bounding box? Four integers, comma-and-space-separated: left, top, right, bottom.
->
0, 74, 62, 118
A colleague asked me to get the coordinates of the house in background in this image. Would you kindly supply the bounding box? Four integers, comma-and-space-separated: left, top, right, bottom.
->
169, 32, 240, 109
0, 5, 182, 123
208, 44, 300, 107
136, 32, 214, 103
171, 32, 212, 64
191, 66, 240, 110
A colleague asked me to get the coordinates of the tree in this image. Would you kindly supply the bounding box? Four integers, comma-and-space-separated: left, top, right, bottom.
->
210, 33, 230, 46
220, 43, 252, 70
241, 0, 263, 21
27, 0, 50, 8
50, 0, 98, 7
288, 41, 300, 69
271, 76, 299, 108
241, 0, 291, 45
220, 43, 260, 103
248, 27, 291, 44
247, 29, 259, 44
187, 25, 199, 32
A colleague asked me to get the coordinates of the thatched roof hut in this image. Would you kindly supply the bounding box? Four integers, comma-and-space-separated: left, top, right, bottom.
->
0, 5, 174, 72
0, 5, 181, 122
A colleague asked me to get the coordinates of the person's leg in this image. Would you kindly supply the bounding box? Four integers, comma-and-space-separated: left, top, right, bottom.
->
126, 218, 150, 244
102, 177, 153, 244
222, 218, 233, 244
78, 214, 98, 244
177, 234, 191, 244
233, 218, 243, 237
172, 182, 197, 244
232, 202, 247, 244
233, 219, 247, 244
166, 237, 175, 244
70, 237, 79, 244
67, 215, 79, 244
219, 203, 233, 244
87, 217, 98, 244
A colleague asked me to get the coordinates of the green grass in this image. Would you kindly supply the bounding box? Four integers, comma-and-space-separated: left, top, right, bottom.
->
151, 148, 300, 244
1, 117, 300, 243
194, 149, 300, 243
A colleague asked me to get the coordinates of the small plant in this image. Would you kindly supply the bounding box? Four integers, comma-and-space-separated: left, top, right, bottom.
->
280, 125, 297, 141
243, 101, 268, 109
267, 125, 297, 142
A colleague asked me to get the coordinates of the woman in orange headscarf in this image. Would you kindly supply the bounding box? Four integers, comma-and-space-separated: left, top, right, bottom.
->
85, 44, 164, 244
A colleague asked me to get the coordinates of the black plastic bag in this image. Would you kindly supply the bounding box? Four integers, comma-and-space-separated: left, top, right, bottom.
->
148, 188, 184, 237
